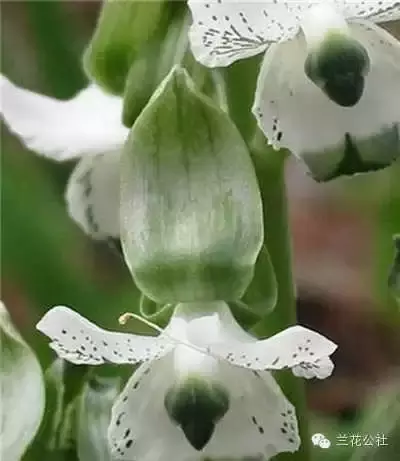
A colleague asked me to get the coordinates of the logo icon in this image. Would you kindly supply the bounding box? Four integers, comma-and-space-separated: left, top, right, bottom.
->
312, 433, 331, 449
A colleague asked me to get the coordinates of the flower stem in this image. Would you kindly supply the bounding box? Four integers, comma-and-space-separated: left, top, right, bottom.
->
251, 136, 311, 461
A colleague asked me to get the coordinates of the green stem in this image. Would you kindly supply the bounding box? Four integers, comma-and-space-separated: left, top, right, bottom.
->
251, 136, 311, 461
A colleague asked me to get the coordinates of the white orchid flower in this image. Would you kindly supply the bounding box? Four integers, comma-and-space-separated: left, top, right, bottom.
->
0, 75, 129, 239
188, 0, 400, 181
37, 301, 337, 461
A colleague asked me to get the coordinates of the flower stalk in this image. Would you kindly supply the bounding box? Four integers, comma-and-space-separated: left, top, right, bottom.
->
250, 137, 311, 461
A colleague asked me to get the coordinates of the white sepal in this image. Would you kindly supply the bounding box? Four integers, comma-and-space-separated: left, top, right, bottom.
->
36, 306, 173, 365
341, 0, 400, 22
0, 75, 128, 160
209, 323, 337, 379
188, 0, 299, 67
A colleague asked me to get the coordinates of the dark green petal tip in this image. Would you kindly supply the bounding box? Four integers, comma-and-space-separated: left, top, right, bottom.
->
305, 33, 370, 107
164, 377, 229, 450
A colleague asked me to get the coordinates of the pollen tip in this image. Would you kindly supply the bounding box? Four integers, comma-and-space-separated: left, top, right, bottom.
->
118, 313, 133, 325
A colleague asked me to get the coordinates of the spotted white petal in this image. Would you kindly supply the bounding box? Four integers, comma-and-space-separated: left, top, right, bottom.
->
340, 0, 400, 22
253, 21, 400, 181
66, 151, 120, 239
209, 324, 337, 379
284, 0, 400, 23
188, 0, 299, 67
204, 366, 299, 459
109, 355, 196, 461
0, 75, 128, 160
36, 306, 173, 365
109, 353, 299, 461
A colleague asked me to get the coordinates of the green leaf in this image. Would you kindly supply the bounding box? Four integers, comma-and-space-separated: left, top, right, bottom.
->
121, 66, 264, 304
0, 301, 45, 461
77, 376, 121, 461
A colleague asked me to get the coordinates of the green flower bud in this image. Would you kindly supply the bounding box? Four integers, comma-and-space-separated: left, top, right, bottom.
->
122, 13, 189, 128
83, 0, 170, 95
120, 67, 264, 304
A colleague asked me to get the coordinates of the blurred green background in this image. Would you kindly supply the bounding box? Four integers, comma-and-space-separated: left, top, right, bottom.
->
1, 2, 400, 461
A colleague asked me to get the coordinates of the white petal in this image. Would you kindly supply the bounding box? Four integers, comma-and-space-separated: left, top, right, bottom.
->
66, 152, 120, 239
0, 75, 128, 160
36, 306, 173, 365
209, 324, 337, 378
340, 0, 400, 22
108, 355, 197, 461
188, 0, 299, 67
204, 365, 300, 459
253, 22, 400, 180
